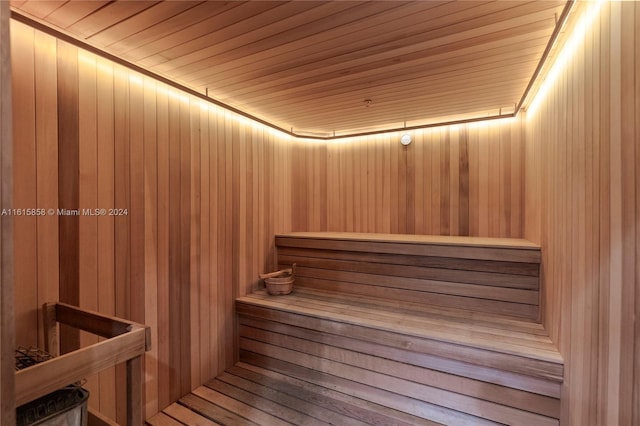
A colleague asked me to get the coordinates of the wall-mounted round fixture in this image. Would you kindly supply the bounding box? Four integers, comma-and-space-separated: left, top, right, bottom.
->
400, 134, 412, 146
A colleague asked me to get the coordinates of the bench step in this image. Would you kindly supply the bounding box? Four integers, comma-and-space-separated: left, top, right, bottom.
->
238, 289, 562, 380
276, 232, 542, 262
275, 232, 542, 320
229, 233, 561, 424
237, 287, 563, 425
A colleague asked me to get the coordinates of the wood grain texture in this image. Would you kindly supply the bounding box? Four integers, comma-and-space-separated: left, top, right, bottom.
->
0, 1, 15, 423
10, 19, 534, 420
112, 61, 131, 426
56, 37, 80, 355
10, 20, 294, 421
290, 121, 526, 237
14, 4, 637, 423
17, 302, 150, 423
237, 293, 562, 376
276, 232, 541, 320
236, 289, 563, 425
96, 56, 116, 420
149, 363, 442, 426
238, 231, 561, 425
78, 49, 100, 411
524, 2, 640, 424
34, 30, 59, 352
11, 20, 37, 350
10, 1, 567, 136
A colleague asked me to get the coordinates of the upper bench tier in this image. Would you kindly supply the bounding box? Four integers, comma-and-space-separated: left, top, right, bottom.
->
275, 232, 541, 321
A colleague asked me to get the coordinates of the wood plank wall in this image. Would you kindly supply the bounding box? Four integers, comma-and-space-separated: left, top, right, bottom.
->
10, 4, 639, 424
1, 1, 16, 424
290, 119, 525, 238
10, 20, 528, 422
10, 20, 293, 423
524, 2, 640, 425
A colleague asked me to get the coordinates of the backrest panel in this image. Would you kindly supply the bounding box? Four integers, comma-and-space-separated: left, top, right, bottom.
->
276, 232, 541, 321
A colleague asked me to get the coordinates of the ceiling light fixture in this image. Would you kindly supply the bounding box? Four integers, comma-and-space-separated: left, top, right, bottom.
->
400, 134, 412, 146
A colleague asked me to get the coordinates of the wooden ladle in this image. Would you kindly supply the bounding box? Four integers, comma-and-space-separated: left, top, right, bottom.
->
259, 263, 296, 280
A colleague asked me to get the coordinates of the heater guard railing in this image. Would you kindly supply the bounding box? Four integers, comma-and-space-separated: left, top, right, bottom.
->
14, 302, 151, 426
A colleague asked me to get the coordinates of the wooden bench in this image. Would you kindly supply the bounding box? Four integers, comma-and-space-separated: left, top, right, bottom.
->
235, 232, 562, 425
276, 232, 542, 321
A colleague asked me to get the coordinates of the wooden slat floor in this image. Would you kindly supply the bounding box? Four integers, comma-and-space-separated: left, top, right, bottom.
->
146, 363, 441, 426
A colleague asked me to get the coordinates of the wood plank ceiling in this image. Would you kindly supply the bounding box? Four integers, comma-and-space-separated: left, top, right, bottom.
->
10, 1, 568, 137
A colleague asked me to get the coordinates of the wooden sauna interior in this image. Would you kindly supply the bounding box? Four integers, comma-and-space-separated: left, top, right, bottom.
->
1, 1, 639, 425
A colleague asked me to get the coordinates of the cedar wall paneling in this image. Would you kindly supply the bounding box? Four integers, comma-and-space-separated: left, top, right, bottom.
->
10, 20, 293, 422
11, 21, 526, 422
1, 0, 15, 423
524, 2, 639, 425
290, 119, 525, 237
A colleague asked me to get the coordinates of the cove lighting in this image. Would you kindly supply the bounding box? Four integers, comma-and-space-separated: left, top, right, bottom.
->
467, 116, 517, 129
527, 0, 604, 117
196, 99, 293, 141
155, 81, 189, 104
78, 50, 95, 67
127, 73, 143, 87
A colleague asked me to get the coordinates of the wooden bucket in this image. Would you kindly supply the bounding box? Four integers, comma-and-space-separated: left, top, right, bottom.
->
260, 264, 296, 295
265, 275, 294, 295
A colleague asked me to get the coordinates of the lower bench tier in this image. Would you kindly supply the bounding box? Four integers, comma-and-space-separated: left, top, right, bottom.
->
237, 289, 563, 425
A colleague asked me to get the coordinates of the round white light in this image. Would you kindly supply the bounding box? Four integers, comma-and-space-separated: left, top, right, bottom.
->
400, 134, 412, 146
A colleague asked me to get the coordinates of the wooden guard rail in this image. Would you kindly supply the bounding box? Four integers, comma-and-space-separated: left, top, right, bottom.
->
14, 302, 151, 426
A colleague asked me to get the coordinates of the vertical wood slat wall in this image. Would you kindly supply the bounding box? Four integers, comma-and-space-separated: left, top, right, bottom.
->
0, 1, 15, 423
524, 2, 640, 425
9, 5, 640, 424
10, 20, 527, 422
290, 120, 524, 237
10, 20, 293, 422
